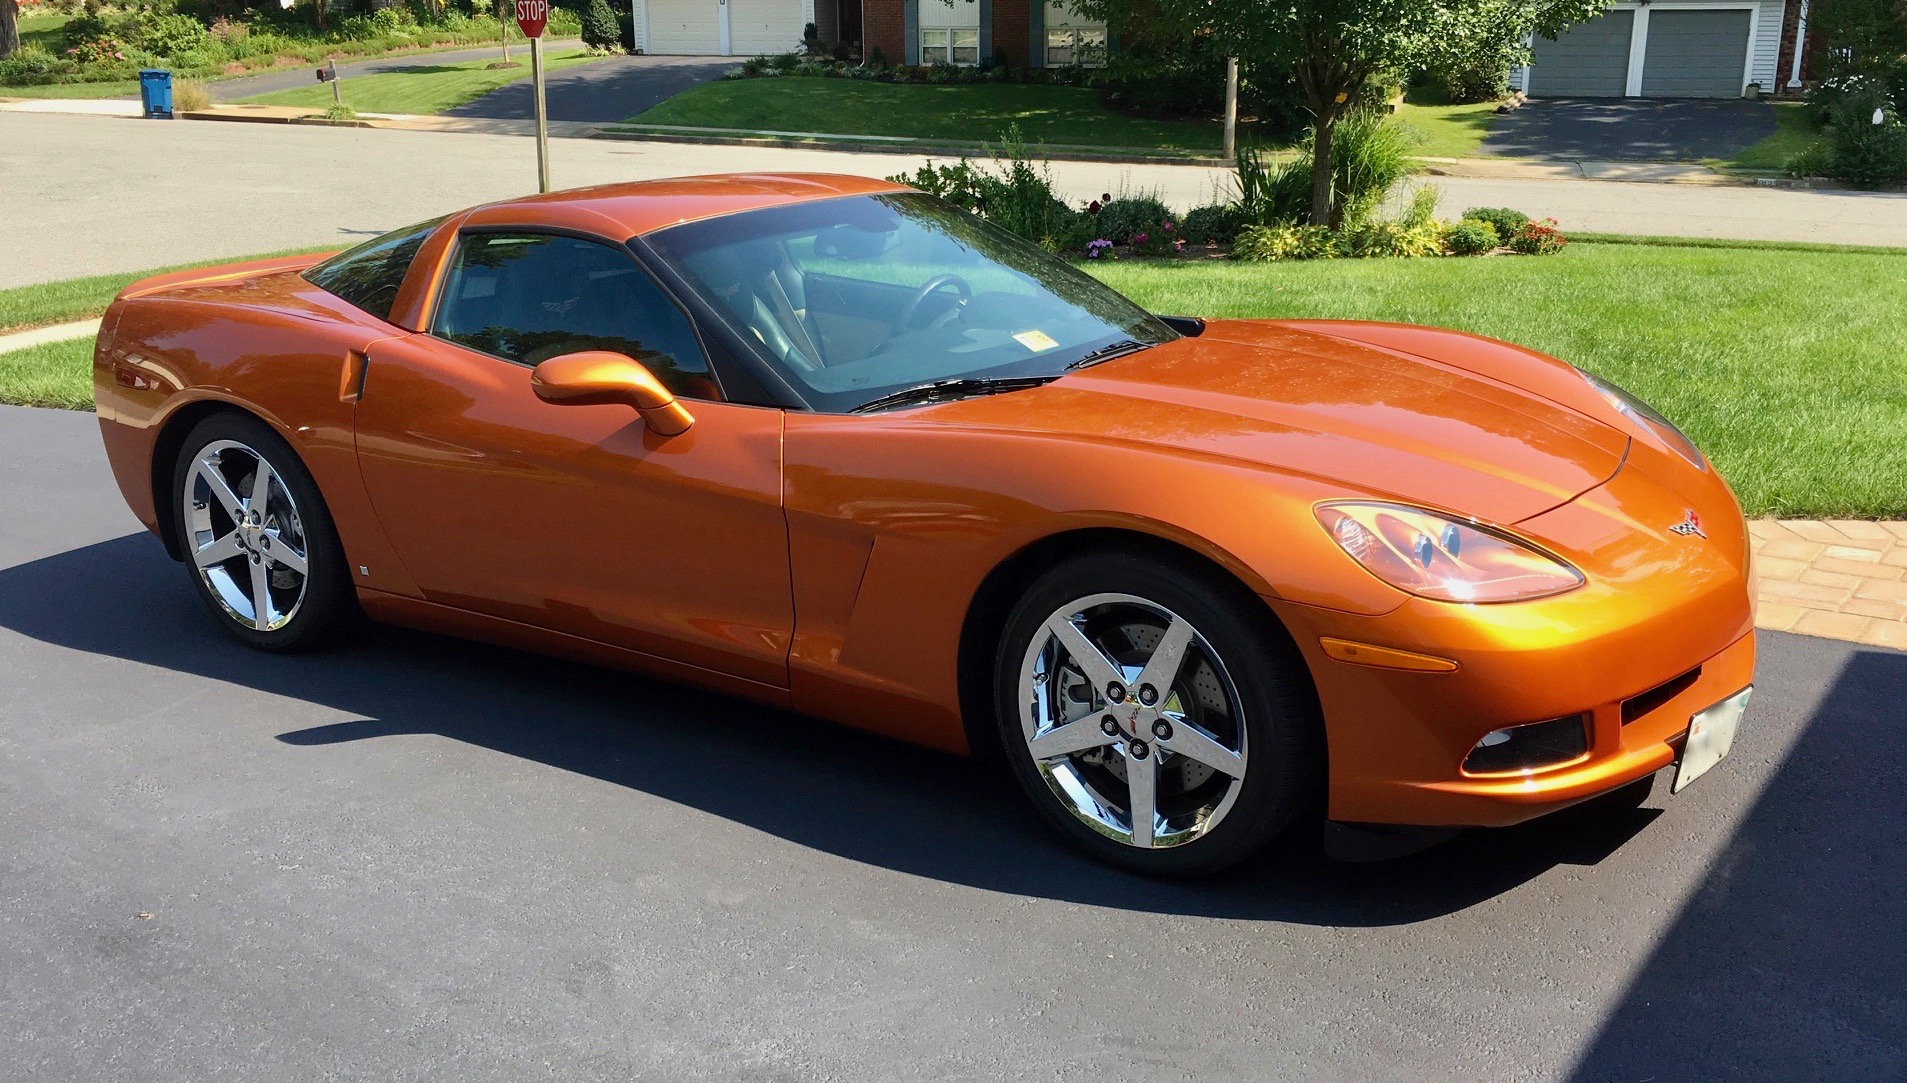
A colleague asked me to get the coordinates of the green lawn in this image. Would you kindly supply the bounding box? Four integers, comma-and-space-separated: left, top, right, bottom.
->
1088, 243, 1907, 518
0, 339, 92, 410
626, 77, 1227, 152
1394, 93, 1501, 159
7, 240, 1903, 517
18, 12, 71, 50
1716, 101, 1825, 171
0, 80, 141, 99
240, 49, 603, 115
0, 248, 335, 334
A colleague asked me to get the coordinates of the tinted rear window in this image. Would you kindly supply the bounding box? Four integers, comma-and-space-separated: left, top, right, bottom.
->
303, 216, 446, 321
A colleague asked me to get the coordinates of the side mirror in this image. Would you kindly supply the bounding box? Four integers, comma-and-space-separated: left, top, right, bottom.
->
530, 351, 695, 436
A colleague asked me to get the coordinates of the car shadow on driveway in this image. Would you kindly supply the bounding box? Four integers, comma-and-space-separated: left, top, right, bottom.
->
0, 533, 1752, 928
1566, 647, 1907, 1079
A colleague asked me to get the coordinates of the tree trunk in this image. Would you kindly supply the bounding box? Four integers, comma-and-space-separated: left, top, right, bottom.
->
1308, 108, 1337, 227
0, 0, 21, 60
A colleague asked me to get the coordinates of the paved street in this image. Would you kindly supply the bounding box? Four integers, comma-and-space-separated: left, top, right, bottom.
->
6, 111, 1907, 288
1, 404, 1902, 1081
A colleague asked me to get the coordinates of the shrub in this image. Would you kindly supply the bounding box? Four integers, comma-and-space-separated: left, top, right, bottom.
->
1256, 112, 1420, 226
131, 11, 211, 57
1508, 217, 1567, 255
1180, 203, 1244, 245
1445, 219, 1499, 255
887, 128, 1078, 249
1232, 224, 1340, 262
866, 44, 886, 67
0, 45, 81, 85
1462, 206, 1530, 238
172, 79, 213, 111
580, 0, 619, 51
1821, 78, 1907, 188
1339, 219, 1446, 258
1093, 196, 1174, 245
888, 159, 986, 212
1430, 63, 1509, 104
769, 50, 800, 73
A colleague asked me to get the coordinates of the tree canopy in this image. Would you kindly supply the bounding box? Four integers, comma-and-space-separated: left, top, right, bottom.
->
1069, 0, 1602, 223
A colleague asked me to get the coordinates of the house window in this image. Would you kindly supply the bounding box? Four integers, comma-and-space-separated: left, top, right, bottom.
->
1045, 26, 1106, 67
921, 26, 980, 65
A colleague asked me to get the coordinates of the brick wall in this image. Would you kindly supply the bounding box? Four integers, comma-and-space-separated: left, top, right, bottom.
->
1772, 0, 1805, 97
864, 0, 906, 65
993, 0, 1030, 66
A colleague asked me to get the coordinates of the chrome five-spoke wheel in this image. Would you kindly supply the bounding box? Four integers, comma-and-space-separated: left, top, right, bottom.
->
172, 412, 356, 652
184, 439, 311, 632
996, 551, 1319, 876
1019, 593, 1249, 849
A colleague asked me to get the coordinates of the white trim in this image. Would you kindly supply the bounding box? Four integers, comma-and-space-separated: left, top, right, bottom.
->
633, 0, 649, 52
1624, 4, 1650, 96
719, 0, 731, 55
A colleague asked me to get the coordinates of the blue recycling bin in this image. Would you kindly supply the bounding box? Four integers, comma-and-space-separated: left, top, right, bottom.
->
138, 69, 174, 119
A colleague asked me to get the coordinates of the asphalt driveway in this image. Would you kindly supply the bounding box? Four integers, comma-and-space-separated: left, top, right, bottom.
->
1482, 98, 1780, 161
445, 54, 735, 125
1, 402, 1902, 1080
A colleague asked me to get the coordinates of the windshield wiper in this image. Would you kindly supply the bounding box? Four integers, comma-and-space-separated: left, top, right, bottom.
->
1065, 338, 1150, 371
850, 376, 1056, 414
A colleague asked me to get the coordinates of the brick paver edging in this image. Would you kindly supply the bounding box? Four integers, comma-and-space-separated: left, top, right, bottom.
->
1751, 519, 1907, 649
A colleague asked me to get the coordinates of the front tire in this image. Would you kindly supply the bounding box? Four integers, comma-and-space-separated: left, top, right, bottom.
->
170, 411, 358, 652
993, 550, 1321, 877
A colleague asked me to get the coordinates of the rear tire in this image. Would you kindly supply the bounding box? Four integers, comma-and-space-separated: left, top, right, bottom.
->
993, 549, 1321, 877
169, 411, 358, 652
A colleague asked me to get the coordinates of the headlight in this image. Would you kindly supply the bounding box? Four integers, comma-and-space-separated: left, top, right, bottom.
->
1579, 370, 1705, 470
1316, 502, 1585, 603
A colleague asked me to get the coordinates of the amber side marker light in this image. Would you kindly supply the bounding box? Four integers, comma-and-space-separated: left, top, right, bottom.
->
1320, 637, 1459, 673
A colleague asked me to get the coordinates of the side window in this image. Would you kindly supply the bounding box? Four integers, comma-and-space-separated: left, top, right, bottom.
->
432, 232, 718, 400
304, 216, 445, 322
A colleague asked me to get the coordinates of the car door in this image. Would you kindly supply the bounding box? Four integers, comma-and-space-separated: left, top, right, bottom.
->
352, 229, 793, 691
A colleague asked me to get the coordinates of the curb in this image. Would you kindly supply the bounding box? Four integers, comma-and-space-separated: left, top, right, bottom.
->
593, 127, 1227, 166
0, 319, 102, 354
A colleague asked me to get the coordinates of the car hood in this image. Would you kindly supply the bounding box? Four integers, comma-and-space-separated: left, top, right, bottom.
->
922, 319, 1629, 524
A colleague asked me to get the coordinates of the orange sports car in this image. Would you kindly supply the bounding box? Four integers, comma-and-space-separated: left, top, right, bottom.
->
93, 173, 1753, 875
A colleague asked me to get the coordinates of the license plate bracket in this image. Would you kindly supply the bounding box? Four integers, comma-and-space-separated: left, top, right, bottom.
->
1672, 686, 1752, 794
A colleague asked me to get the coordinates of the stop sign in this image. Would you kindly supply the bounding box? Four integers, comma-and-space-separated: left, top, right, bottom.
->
514, 0, 548, 38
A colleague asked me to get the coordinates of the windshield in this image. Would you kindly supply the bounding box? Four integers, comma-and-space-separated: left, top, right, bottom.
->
643, 193, 1175, 413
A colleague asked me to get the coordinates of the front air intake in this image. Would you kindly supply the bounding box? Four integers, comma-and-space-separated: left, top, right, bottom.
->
1462, 715, 1590, 775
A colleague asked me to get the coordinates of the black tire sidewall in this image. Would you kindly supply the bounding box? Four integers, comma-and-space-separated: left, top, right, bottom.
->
992, 550, 1322, 877
170, 411, 357, 653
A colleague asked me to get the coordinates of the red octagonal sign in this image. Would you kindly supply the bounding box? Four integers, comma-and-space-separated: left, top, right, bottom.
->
514, 0, 548, 39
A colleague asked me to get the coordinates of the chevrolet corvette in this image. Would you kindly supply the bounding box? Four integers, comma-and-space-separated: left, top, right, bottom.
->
93, 173, 1753, 875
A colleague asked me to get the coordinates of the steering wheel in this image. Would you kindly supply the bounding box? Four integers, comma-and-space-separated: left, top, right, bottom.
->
896, 274, 973, 331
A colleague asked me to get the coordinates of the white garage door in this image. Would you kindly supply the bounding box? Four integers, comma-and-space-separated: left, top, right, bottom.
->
646, 0, 721, 55
726, 0, 805, 56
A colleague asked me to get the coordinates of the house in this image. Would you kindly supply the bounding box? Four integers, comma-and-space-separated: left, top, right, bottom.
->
1512, 0, 1814, 98
860, 0, 1109, 68
629, 0, 1108, 68
630, 0, 1818, 101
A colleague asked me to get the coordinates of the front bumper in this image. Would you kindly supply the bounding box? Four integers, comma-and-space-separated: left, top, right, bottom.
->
1268, 446, 1755, 828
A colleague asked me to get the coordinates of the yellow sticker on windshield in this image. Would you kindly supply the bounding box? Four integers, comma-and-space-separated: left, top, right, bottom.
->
1014, 330, 1059, 352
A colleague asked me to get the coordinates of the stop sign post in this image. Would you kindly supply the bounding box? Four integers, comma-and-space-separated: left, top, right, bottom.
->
515, 0, 551, 193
